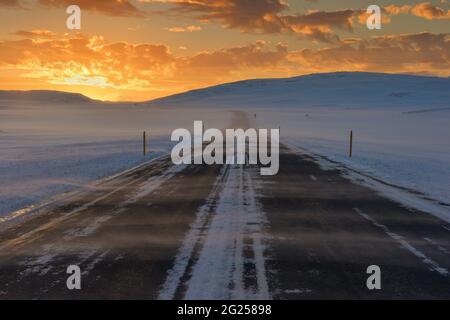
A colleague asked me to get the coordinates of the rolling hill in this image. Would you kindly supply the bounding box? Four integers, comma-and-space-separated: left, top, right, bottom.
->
148, 72, 450, 109
0, 90, 97, 104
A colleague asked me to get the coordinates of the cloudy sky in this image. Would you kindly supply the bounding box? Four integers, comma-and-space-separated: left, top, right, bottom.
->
0, 0, 449, 101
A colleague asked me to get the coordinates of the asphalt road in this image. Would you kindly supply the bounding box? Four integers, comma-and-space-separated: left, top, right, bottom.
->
0, 114, 449, 299
261, 146, 450, 299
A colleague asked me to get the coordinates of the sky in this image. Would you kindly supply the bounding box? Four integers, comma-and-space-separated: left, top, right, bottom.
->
0, 0, 449, 101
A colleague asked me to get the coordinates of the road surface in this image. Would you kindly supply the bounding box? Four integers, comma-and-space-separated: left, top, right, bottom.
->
0, 112, 449, 299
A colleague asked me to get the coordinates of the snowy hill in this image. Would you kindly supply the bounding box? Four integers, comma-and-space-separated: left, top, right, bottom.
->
148, 72, 450, 109
0, 90, 97, 104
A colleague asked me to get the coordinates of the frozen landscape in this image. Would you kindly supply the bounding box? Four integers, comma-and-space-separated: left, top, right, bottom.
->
1, 72, 449, 220
1, 72, 450, 299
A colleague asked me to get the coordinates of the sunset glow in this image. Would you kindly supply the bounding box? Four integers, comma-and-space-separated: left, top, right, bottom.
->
0, 0, 449, 101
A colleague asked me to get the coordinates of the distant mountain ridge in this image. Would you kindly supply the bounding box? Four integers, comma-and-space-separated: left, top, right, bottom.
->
147, 72, 450, 108
0, 72, 449, 107
0, 90, 97, 104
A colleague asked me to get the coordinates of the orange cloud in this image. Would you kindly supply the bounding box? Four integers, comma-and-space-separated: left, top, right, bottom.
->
1, 30, 449, 101
284, 9, 362, 43
383, 2, 450, 20
177, 41, 289, 77
292, 32, 450, 76
166, 25, 202, 32
384, 4, 411, 15
0, 32, 291, 100
13, 29, 56, 38
411, 2, 450, 20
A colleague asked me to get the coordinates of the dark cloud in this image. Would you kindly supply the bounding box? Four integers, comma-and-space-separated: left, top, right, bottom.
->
150, 0, 365, 42
39, 0, 146, 17
292, 32, 450, 75
159, 0, 288, 33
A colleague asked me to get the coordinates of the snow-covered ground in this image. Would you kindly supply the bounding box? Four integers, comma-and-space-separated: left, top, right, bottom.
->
151, 72, 450, 211
0, 97, 231, 217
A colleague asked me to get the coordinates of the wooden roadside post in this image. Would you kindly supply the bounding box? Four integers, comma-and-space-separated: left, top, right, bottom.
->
143, 131, 147, 156
349, 130, 353, 158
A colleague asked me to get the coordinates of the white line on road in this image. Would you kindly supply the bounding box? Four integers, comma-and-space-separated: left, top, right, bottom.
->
309, 175, 317, 181
354, 208, 449, 277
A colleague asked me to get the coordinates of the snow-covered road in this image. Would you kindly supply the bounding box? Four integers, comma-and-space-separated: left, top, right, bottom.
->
0, 111, 449, 299
159, 161, 270, 300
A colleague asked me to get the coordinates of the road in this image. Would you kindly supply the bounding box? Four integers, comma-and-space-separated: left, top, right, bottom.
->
0, 112, 449, 299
